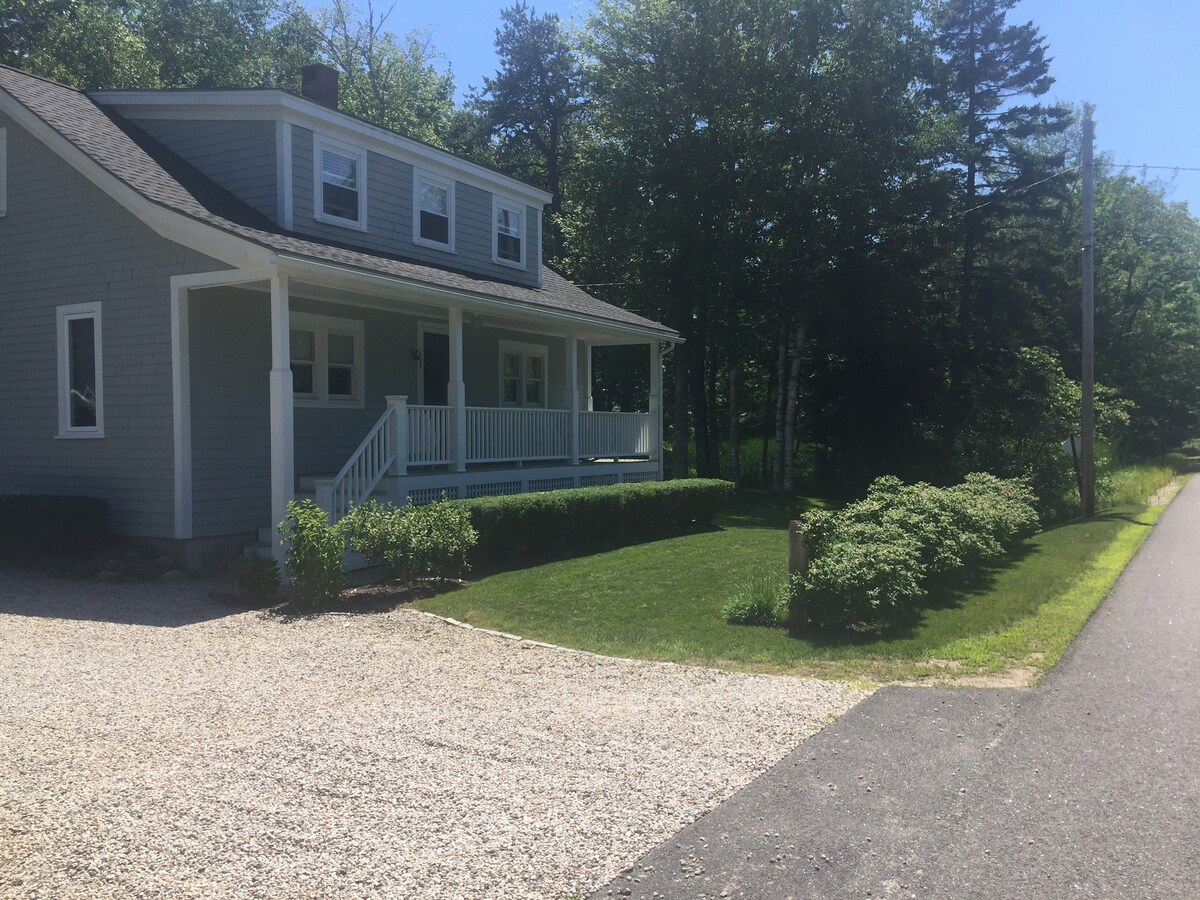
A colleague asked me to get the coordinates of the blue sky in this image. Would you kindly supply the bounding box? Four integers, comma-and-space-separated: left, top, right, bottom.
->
393, 0, 1200, 213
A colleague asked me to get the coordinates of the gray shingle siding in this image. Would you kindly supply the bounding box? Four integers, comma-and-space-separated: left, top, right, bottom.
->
290, 125, 542, 288
0, 111, 223, 538
129, 117, 278, 221
188, 286, 271, 538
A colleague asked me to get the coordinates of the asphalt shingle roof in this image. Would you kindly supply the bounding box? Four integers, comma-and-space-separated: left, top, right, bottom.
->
0, 66, 674, 337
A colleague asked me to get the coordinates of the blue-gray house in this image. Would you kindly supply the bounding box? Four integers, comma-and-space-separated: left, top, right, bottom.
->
0, 65, 677, 570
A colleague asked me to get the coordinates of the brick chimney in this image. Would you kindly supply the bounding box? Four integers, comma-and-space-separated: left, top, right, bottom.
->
301, 63, 339, 110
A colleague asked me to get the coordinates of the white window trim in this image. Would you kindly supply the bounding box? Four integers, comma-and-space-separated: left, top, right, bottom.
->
413, 168, 455, 252
290, 311, 365, 409
498, 339, 548, 409
491, 195, 526, 269
56, 301, 104, 438
313, 134, 368, 231
0, 127, 7, 217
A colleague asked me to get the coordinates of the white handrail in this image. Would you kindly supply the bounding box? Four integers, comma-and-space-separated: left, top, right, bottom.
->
466, 407, 570, 463
321, 403, 398, 521
408, 405, 452, 466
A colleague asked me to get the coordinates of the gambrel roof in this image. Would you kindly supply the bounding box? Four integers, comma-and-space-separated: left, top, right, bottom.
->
0, 66, 676, 340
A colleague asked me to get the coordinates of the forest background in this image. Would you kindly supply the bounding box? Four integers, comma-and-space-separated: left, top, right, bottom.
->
6, 0, 1198, 515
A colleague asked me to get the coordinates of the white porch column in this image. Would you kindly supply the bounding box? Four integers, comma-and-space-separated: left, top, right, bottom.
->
448, 307, 467, 473
567, 332, 580, 465
269, 274, 295, 568
584, 342, 594, 411
386, 394, 408, 477
650, 341, 663, 480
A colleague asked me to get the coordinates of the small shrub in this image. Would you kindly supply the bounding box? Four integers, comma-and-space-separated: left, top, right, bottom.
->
343, 499, 477, 579
0, 494, 109, 561
790, 473, 1038, 631
228, 554, 280, 604
721, 575, 789, 627
279, 500, 345, 607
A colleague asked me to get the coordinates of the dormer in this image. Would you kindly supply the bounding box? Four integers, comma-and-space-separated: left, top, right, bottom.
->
90, 73, 552, 287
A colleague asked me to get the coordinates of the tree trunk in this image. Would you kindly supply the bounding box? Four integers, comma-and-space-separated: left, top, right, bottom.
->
761, 353, 774, 485
689, 340, 712, 476
772, 321, 788, 492
728, 362, 740, 489
671, 342, 690, 479
782, 325, 805, 495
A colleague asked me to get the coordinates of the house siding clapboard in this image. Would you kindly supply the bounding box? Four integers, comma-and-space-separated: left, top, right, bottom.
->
0, 111, 225, 538
128, 117, 278, 221
290, 125, 541, 288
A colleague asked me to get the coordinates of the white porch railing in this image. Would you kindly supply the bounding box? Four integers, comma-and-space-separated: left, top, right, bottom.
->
580, 410, 653, 458
408, 404, 452, 466
316, 399, 402, 521
466, 407, 570, 463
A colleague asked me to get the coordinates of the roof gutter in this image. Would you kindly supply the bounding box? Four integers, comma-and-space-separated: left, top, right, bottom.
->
275, 255, 681, 344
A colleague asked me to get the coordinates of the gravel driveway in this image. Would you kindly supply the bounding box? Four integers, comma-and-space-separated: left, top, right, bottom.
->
0, 568, 865, 900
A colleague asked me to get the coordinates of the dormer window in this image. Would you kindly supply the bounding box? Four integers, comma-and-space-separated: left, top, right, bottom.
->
414, 169, 454, 251
314, 136, 366, 229
493, 198, 525, 268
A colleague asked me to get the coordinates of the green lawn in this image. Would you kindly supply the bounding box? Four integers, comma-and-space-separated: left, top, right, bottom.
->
414, 486, 1180, 683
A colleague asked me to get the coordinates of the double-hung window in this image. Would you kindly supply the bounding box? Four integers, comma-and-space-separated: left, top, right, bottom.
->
314, 136, 366, 229
499, 341, 547, 408
492, 197, 525, 268
290, 312, 365, 407
414, 169, 454, 251
56, 302, 104, 437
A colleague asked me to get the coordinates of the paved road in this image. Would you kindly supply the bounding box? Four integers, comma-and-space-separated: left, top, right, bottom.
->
598, 478, 1200, 899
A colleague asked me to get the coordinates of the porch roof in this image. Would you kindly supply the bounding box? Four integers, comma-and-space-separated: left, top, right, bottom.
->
0, 66, 679, 341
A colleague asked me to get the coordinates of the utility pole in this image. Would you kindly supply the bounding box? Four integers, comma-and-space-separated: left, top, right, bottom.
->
1081, 105, 1096, 517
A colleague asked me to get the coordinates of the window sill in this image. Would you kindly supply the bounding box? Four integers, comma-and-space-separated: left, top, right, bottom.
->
492, 255, 526, 270
294, 397, 365, 410
414, 236, 456, 253
56, 430, 105, 440
314, 212, 368, 232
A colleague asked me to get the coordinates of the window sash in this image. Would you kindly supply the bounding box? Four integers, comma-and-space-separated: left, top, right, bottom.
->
289, 318, 363, 405
57, 302, 103, 437
500, 348, 546, 408
415, 173, 453, 248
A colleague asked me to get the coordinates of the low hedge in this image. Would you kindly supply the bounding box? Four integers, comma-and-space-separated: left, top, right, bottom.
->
0, 494, 110, 561
458, 478, 733, 571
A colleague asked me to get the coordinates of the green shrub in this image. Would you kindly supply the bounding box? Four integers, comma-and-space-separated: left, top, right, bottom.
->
791, 473, 1038, 630
459, 478, 733, 572
279, 500, 345, 606
721, 575, 789, 627
228, 554, 280, 603
0, 494, 109, 561
343, 499, 477, 579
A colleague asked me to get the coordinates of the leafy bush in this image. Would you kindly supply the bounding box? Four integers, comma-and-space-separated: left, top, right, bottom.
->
0, 494, 109, 561
279, 500, 345, 606
460, 478, 733, 572
342, 499, 477, 579
791, 473, 1039, 630
228, 554, 280, 604
721, 575, 790, 627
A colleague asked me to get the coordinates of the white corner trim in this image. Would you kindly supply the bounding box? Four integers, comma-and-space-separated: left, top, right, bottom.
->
55, 301, 104, 438
413, 167, 455, 253
312, 133, 368, 231
491, 195, 527, 270
0, 126, 7, 217
276, 120, 293, 230
171, 283, 193, 539
535, 208, 543, 288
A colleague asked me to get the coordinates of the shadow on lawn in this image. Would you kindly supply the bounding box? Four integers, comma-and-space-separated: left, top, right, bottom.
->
790, 540, 1042, 647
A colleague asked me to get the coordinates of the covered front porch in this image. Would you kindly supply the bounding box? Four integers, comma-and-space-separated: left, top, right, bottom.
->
171, 263, 672, 568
